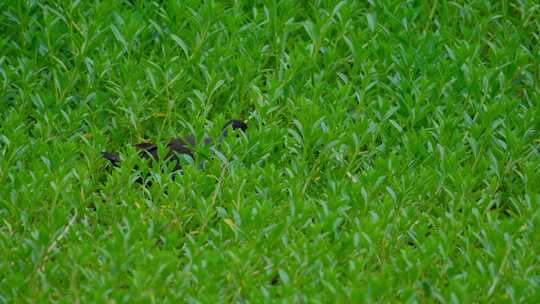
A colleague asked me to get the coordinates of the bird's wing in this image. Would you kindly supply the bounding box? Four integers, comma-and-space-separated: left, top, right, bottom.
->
101, 151, 121, 166
134, 142, 159, 160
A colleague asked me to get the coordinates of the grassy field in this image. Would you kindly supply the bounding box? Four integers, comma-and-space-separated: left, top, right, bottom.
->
1, 0, 539, 302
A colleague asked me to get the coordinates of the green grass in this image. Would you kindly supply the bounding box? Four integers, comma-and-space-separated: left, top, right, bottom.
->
1, 0, 539, 302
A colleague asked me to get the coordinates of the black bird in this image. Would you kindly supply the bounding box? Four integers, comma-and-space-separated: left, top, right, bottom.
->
101, 119, 248, 182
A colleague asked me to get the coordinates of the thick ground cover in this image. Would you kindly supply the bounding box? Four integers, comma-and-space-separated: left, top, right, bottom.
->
0, 0, 539, 302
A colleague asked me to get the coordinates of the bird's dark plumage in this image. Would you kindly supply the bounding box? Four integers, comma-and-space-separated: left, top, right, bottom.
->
101, 119, 247, 184
221, 119, 248, 137
101, 151, 121, 166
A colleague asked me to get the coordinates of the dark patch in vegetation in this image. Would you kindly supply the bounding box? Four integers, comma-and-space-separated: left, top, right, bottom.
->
270, 273, 280, 286
101, 119, 248, 184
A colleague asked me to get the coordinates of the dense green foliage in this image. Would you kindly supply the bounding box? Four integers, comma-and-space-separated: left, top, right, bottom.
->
1, 0, 539, 302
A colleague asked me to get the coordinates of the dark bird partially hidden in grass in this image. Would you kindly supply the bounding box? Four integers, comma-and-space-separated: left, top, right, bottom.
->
101, 119, 247, 184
